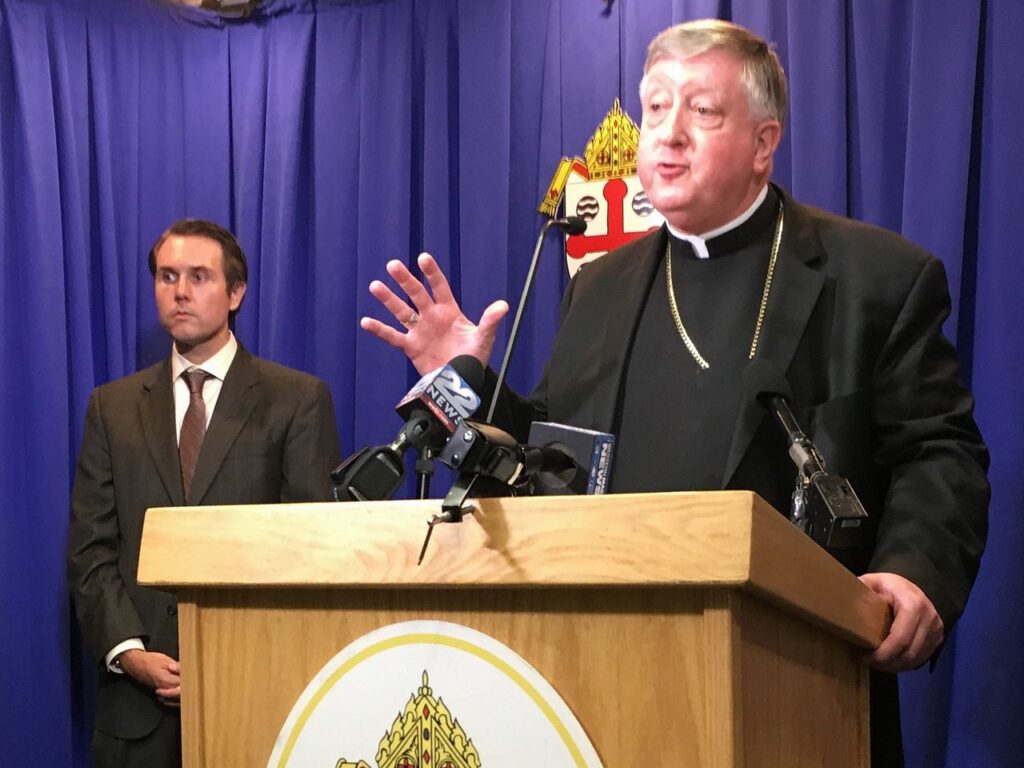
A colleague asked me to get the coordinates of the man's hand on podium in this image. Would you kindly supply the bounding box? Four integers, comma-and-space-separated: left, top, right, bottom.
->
860, 572, 944, 673
118, 649, 181, 706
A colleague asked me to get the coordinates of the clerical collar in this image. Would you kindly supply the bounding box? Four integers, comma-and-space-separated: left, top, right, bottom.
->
665, 185, 772, 260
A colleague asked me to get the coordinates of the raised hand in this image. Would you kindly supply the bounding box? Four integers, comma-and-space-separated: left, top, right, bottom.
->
360, 252, 509, 375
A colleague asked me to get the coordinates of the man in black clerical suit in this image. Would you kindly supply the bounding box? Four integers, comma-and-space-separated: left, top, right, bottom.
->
360, 20, 988, 766
67, 219, 340, 767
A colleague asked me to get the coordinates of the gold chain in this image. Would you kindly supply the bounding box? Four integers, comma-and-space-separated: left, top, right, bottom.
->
665, 202, 785, 370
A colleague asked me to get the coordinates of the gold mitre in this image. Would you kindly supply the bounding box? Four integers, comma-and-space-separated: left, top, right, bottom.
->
583, 98, 640, 180
375, 671, 481, 768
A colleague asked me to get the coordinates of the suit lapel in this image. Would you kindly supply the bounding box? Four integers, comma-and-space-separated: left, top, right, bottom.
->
721, 191, 827, 487
187, 346, 260, 505
583, 229, 665, 432
140, 358, 186, 507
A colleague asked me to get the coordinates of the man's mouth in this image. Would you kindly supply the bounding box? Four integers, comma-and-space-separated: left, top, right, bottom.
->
656, 161, 688, 176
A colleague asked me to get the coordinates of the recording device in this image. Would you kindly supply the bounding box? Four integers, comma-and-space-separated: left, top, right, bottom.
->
438, 420, 579, 490
432, 419, 586, 518
743, 359, 871, 551
331, 356, 484, 501
526, 421, 615, 495
485, 216, 588, 421
396, 356, 484, 431
418, 217, 589, 558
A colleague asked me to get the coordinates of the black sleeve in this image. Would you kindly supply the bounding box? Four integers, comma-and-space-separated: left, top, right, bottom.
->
867, 256, 990, 629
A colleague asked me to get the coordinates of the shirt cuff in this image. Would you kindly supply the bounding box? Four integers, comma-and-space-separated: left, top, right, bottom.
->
105, 638, 146, 673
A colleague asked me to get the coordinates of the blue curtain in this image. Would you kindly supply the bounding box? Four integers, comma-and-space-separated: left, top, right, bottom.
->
1, 0, 1020, 765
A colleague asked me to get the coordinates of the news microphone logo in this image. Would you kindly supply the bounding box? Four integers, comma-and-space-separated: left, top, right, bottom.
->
397, 363, 482, 432
527, 421, 615, 495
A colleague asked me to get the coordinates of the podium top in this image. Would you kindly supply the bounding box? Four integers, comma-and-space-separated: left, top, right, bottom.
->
138, 490, 889, 648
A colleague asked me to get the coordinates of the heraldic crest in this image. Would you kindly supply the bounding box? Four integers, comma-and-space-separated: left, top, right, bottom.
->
539, 98, 663, 277
335, 671, 482, 768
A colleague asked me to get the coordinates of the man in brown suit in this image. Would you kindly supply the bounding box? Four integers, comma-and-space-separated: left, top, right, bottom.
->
67, 219, 340, 767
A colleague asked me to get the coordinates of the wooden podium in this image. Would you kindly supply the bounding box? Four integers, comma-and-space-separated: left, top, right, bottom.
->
138, 491, 889, 767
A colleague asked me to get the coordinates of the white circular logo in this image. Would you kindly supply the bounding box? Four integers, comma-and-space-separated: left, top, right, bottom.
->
269, 620, 604, 767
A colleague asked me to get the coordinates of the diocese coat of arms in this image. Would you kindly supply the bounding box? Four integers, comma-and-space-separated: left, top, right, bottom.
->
539, 99, 663, 277
269, 621, 602, 767
335, 671, 481, 768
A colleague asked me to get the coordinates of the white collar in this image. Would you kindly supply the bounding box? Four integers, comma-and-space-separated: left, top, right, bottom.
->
665, 185, 769, 260
170, 332, 238, 383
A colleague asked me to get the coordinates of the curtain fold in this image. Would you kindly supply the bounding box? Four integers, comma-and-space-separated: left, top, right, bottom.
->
1, 1, 1020, 765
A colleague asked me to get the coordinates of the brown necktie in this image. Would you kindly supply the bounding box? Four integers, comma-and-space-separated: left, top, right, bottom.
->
179, 368, 212, 501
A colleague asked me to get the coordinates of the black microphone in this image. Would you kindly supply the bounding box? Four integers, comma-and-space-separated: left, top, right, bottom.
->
429, 418, 588, 530
437, 420, 582, 490
557, 216, 588, 236
331, 356, 485, 501
396, 354, 486, 498
396, 355, 485, 434
743, 360, 826, 478
438, 420, 533, 487
485, 216, 588, 422
526, 421, 615, 495
743, 359, 871, 552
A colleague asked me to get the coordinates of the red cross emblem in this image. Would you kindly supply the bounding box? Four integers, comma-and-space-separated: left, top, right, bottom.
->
566, 177, 659, 262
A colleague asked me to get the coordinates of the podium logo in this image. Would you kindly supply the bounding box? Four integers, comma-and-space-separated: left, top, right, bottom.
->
334, 671, 480, 768
268, 621, 603, 767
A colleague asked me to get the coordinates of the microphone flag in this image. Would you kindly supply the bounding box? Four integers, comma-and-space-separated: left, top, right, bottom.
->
396, 359, 483, 432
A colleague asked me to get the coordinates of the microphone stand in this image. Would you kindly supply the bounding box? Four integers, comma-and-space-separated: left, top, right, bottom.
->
423, 217, 585, 565
414, 447, 434, 499
485, 217, 585, 422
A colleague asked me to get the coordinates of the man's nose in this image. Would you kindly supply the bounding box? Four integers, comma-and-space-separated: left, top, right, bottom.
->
175, 280, 191, 300
661, 104, 690, 146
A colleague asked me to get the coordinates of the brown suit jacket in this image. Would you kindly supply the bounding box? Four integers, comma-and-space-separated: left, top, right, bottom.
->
67, 344, 340, 739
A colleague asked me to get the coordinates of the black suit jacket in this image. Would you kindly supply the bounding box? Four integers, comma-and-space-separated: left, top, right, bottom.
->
67, 345, 340, 739
489, 188, 989, 764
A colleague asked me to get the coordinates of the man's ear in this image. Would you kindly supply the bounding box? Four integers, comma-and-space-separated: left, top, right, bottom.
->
228, 282, 247, 312
753, 120, 782, 176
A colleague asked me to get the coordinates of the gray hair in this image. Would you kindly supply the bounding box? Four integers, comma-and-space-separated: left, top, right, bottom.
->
643, 19, 788, 128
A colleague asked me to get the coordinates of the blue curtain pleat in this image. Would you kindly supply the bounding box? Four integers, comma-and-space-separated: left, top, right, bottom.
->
456, 0, 513, 373
310, 5, 361, 444
1, 3, 75, 766
944, 1, 1024, 765
1, 0, 1021, 765
351, 2, 415, 434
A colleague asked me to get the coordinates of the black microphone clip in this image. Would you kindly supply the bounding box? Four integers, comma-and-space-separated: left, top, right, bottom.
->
439, 420, 527, 491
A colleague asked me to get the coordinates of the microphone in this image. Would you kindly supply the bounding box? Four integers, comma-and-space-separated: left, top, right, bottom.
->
331, 356, 485, 501
437, 420, 535, 487
426, 417, 588, 538
526, 421, 615, 495
557, 216, 588, 236
485, 216, 588, 422
743, 359, 871, 551
396, 355, 485, 433
437, 420, 583, 490
417, 419, 585, 563
743, 360, 826, 479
